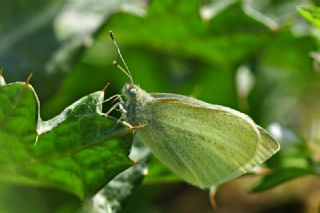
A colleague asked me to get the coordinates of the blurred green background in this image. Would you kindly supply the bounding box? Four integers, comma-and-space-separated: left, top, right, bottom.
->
1, 0, 320, 212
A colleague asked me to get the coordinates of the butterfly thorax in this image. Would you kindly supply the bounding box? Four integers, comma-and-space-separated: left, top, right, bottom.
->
122, 83, 153, 125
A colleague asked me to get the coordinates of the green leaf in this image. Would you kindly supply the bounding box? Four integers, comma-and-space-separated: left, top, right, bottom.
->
105, 1, 271, 67
0, 76, 133, 200
81, 139, 151, 213
298, 6, 320, 28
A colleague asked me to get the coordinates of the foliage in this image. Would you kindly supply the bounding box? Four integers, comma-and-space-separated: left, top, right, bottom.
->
1, 0, 320, 212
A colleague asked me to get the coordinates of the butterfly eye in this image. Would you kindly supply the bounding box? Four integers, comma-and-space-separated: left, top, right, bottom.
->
129, 88, 137, 97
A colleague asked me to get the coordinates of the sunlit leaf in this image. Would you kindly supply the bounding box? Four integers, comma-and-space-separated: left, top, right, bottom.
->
0, 75, 132, 199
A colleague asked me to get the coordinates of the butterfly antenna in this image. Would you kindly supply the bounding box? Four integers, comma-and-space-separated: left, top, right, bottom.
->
109, 31, 134, 84
112, 60, 134, 83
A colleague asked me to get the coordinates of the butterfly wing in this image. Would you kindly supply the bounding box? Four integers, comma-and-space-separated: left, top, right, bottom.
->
134, 93, 279, 188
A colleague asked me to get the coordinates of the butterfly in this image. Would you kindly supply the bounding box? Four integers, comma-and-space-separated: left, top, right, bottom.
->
108, 31, 280, 188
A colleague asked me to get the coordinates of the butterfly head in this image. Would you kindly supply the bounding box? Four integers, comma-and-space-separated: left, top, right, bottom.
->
122, 83, 152, 105
122, 83, 140, 100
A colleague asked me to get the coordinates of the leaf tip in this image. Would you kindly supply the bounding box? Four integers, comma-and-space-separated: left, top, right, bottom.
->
102, 82, 110, 92
24, 73, 33, 86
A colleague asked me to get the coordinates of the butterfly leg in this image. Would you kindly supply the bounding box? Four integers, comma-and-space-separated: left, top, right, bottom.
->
209, 186, 218, 208
102, 96, 131, 130
251, 166, 272, 176
98, 94, 122, 105
102, 94, 125, 118
121, 120, 146, 132
104, 102, 120, 117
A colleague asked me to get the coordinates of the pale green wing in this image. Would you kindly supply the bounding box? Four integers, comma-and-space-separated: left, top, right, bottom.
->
252, 126, 280, 165
152, 93, 280, 161
135, 94, 279, 188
